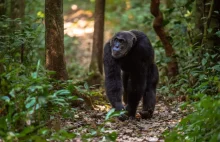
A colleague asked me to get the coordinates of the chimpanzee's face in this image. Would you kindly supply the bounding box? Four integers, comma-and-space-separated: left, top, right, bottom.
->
110, 32, 136, 59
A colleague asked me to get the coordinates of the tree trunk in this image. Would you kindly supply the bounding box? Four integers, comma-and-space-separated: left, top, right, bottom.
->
150, 0, 178, 77
87, 0, 105, 85
45, 0, 68, 80
89, 0, 105, 75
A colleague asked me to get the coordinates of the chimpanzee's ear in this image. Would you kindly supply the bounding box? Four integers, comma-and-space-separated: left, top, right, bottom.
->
127, 31, 137, 46
132, 36, 137, 45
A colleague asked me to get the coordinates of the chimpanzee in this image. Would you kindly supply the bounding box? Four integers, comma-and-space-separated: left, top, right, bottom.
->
103, 30, 159, 120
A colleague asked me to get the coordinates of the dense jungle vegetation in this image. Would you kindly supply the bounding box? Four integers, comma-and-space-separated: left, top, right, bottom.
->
0, 0, 219, 141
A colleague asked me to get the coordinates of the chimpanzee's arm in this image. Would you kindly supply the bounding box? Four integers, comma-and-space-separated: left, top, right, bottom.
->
103, 42, 124, 110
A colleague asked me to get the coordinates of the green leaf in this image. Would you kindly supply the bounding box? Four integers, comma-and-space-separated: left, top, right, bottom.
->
28, 85, 43, 92
202, 58, 207, 66
207, 28, 212, 33
84, 82, 89, 90
53, 89, 70, 96
107, 131, 118, 141
26, 98, 36, 109
105, 109, 126, 120
67, 84, 75, 93
105, 108, 115, 120
0, 116, 7, 130
214, 11, 219, 14
38, 96, 46, 105
31, 72, 37, 79
215, 31, 220, 37
9, 89, 15, 98
31, 60, 40, 79
1, 96, 10, 103
35, 60, 41, 78
71, 96, 83, 101
90, 130, 97, 136
212, 65, 220, 71
16, 126, 35, 138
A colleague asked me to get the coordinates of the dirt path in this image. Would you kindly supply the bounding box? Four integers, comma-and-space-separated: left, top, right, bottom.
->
64, 99, 186, 142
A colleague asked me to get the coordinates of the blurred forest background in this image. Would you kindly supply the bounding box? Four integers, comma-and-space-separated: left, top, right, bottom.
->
0, 0, 219, 141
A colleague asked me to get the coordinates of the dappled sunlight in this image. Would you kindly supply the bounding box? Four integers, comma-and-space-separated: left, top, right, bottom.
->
64, 5, 94, 37
64, 6, 94, 68
64, 9, 93, 22
71, 4, 78, 11
64, 20, 94, 37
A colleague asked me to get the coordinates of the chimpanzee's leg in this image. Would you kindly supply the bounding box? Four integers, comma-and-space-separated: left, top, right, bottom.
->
126, 69, 147, 117
122, 72, 129, 105
141, 64, 159, 119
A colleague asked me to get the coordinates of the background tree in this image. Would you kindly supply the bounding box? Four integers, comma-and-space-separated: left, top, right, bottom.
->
150, 0, 178, 77
0, 0, 6, 16
0, 0, 6, 74
196, 0, 220, 59
10, 0, 25, 20
88, 0, 105, 84
10, 0, 25, 63
45, 0, 68, 80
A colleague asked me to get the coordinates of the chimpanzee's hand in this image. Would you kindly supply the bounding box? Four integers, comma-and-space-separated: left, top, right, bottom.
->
114, 102, 128, 121
115, 102, 125, 111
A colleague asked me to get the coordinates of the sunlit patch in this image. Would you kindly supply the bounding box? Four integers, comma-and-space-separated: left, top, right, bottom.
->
71, 5, 78, 11
85, 27, 94, 34
63, 8, 94, 68
64, 22, 72, 29
78, 19, 87, 28
64, 21, 94, 37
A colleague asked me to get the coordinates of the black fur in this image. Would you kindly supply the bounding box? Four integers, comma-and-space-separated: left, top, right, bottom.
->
103, 30, 159, 119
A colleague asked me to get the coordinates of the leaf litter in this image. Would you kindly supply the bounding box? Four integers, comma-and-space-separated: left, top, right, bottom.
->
63, 96, 189, 142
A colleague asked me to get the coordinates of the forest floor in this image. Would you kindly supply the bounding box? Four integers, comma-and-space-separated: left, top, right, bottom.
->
63, 6, 187, 142
63, 96, 188, 142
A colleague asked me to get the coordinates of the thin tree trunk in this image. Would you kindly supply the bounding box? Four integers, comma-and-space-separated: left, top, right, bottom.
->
150, 0, 178, 77
0, 0, 6, 16
10, 0, 25, 63
89, 0, 105, 75
0, 0, 6, 74
195, 0, 220, 61
45, 0, 68, 80
11, 0, 25, 20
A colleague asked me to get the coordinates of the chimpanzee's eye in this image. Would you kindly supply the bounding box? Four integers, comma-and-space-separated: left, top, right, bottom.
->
119, 39, 124, 43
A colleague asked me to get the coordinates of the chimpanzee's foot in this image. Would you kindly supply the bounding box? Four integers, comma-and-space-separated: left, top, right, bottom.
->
139, 110, 153, 119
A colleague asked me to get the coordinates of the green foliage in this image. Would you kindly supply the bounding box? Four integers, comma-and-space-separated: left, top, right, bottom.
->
163, 50, 220, 141
0, 3, 78, 141
1, 0, 219, 141
0, 16, 44, 65
0, 60, 80, 141
157, 0, 220, 141
64, 35, 88, 80
105, 0, 154, 35
164, 94, 220, 142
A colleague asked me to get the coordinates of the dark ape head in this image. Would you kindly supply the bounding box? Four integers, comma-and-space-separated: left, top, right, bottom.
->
110, 31, 137, 59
